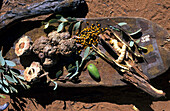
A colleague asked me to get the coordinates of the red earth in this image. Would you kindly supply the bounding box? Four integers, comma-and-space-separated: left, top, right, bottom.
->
0, 0, 169, 111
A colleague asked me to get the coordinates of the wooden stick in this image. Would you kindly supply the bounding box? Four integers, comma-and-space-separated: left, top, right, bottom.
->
0, 0, 84, 31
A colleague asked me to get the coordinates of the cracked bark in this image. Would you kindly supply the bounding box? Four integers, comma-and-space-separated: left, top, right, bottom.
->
0, 0, 84, 30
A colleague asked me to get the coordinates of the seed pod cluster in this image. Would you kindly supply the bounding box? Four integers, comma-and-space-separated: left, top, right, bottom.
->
75, 22, 107, 53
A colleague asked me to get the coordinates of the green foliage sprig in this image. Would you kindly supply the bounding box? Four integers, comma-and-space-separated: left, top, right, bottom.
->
0, 51, 30, 94
64, 47, 96, 80
44, 15, 81, 35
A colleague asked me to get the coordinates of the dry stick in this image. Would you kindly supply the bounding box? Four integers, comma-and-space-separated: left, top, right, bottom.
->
0, 0, 85, 30
124, 72, 165, 98
93, 41, 164, 98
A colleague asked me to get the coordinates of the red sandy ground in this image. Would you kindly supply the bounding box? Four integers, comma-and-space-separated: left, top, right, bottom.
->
0, 0, 170, 111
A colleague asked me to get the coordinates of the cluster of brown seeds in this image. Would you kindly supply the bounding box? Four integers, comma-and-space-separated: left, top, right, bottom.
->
75, 22, 107, 53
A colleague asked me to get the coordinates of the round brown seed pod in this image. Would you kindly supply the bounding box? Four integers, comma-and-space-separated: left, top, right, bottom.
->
15, 36, 32, 56
24, 62, 42, 82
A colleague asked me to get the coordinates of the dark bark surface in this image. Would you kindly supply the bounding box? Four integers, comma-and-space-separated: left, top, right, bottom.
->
0, 0, 85, 30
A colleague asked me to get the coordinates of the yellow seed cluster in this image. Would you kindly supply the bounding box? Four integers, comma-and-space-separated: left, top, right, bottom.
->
75, 22, 107, 53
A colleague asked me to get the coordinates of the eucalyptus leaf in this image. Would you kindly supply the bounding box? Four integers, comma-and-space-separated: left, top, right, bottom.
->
83, 47, 90, 60
12, 75, 18, 83
109, 26, 120, 31
2, 87, 9, 93
4, 75, 15, 83
73, 21, 81, 32
5, 60, 16, 67
44, 22, 49, 29
136, 39, 140, 43
67, 17, 76, 22
57, 22, 64, 32
0, 94, 6, 99
2, 79, 9, 86
55, 15, 63, 19
18, 79, 26, 89
67, 66, 76, 72
129, 41, 134, 47
56, 70, 62, 78
76, 61, 79, 68
17, 76, 25, 81
129, 29, 142, 36
118, 22, 127, 26
25, 84, 31, 89
0, 51, 5, 66
0, 69, 4, 73
48, 19, 58, 24
58, 17, 68, 22
9, 86, 18, 93
68, 64, 73, 69
52, 81, 57, 90
10, 69, 20, 76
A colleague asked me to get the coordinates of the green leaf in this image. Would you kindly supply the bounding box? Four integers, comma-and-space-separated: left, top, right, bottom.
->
109, 26, 120, 31
73, 21, 81, 32
2, 79, 9, 86
0, 51, 5, 66
2, 87, 9, 93
83, 47, 90, 60
48, 19, 58, 24
56, 70, 62, 78
44, 22, 49, 29
68, 64, 73, 69
75, 60, 79, 72
118, 22, 127, 26
76, 61, 79, 68
57, 22, 64, 32
0, 69, 4, 73
52, 81, 58, 90
67, 17, 77, 22
25, 84, 31, 89
56, 15, 68, 22
0, 94, 6, 98
129, 41, 134, 47
9, 86, 18, 93
129, 29, 142, 36
17, 76, 25, 81
67, 66, 76, 72
136, 39, 140, 43
56, 15, 63, 19
18, 79, 26, 89
4, 75, 15, 83
10, 69, 20, 76
5, 60, 16, 67
12, 75, 18, 83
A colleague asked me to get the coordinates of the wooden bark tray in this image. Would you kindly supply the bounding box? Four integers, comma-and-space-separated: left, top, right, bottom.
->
3, 17, 170, 87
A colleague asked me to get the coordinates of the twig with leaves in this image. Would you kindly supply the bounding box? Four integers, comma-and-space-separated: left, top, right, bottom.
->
0, 50, 29, 94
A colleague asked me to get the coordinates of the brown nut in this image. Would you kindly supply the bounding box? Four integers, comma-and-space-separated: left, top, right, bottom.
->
15, 36, 32, 56
58, 38, 76, 56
